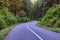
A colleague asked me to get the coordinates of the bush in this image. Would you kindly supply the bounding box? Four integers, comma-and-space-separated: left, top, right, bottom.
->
39, 5, 60, 27
0, 24, 17, 40
0, 7, 19, 29
0, 7, 31, 29
54, 18, 60, 27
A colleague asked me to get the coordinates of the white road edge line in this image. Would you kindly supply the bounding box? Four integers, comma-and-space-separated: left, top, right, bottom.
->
26, 24, 43, 40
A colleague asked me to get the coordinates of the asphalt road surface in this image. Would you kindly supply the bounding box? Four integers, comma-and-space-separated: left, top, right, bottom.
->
5, 21, 60, 40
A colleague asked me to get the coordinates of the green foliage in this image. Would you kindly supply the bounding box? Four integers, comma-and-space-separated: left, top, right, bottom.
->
39, 5, 60, 27
25, 0, 34, 18
54, 18, 60, 27
18, 17, 31, 23
0, 7, 18, 29
0, 0, 7, 7
0, 7, 31, 29
0, 24, 17, 40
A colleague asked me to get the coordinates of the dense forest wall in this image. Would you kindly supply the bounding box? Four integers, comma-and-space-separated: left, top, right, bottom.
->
50, 0, 60, 4
0, 0, 60, 19
36, 0, 60, 18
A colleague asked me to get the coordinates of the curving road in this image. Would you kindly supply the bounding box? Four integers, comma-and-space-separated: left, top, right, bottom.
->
5, 21, 60, 40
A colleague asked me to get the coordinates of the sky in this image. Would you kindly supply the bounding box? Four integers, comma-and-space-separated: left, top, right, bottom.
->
31, 0, 38, 4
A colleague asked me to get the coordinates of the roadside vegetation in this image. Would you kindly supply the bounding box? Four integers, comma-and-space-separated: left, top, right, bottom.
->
0, 7, 31, 30
0, 24, 18, 40
38, 5, 60, 33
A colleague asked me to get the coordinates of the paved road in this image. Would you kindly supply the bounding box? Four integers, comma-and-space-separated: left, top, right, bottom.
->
5, 21, 60, 40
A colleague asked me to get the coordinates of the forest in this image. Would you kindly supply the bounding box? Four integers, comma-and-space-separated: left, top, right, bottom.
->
0, 0, 60, 40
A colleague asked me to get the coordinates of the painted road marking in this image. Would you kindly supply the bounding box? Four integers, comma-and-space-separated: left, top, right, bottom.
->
26, 23, 43, 40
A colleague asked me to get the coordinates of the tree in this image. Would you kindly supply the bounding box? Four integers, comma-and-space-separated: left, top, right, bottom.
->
25, 0, 34, 18
0, 0, 8, 8
32, 0, 52, 19
31, 0, 45, 19
8, 0, 25, 15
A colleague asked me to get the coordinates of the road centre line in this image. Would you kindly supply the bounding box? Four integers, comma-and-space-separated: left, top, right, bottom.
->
26, 23, 43, 40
